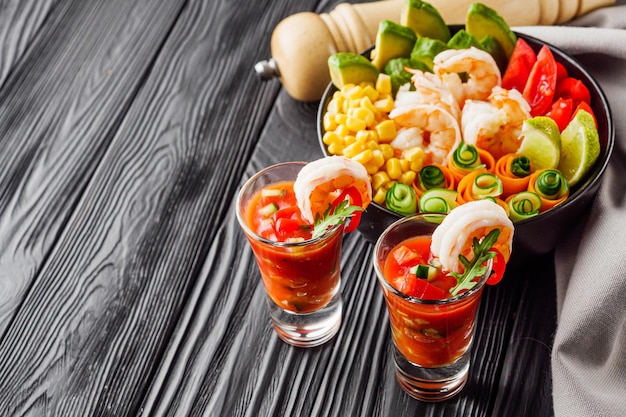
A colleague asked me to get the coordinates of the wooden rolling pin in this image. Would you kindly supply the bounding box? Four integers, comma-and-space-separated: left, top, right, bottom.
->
254, 0, 614, 102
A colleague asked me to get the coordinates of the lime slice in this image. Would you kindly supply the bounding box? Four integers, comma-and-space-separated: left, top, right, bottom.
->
558, 109, 601, 187
518, 116, 561, 171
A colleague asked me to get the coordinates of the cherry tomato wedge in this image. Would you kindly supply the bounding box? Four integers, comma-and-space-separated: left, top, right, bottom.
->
555, 77, 591, 106
571, 101, 598, 129
486, 248, 506, 285
555, 61, 568, 83
330, 186, 363, 233
548, 97, 574, 131
523, 45, 557, 116
502, 38, 537, 92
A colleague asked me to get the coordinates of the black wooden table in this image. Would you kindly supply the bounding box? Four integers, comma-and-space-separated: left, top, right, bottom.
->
0, 1, 556, 415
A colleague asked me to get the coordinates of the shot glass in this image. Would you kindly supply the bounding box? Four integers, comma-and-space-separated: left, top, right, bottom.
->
373, 213, 492, 401
235, 162, 343, 348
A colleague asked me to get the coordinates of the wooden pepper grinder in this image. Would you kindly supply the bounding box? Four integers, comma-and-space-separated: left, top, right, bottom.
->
254, 0, 403, 102
255, 0, 610, 102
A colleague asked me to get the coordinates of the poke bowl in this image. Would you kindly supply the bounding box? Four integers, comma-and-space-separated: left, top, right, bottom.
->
317, 29, 614, 263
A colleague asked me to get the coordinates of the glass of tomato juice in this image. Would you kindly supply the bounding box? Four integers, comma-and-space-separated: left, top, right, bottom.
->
235, 162, 343, 348
373, 213, 492, 401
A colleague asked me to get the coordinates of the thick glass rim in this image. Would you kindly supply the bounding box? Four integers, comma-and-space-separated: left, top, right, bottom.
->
373, 213, 492, 305
235, 161, 342, 247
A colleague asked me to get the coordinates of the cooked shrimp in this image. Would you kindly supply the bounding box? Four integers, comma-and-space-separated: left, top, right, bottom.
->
394, 69, 461, 119
389, 104, 462, 165
294, 156, 372, 224
462, 87, 531, 160
433, 47, 501, 107
430, 199, 514, 273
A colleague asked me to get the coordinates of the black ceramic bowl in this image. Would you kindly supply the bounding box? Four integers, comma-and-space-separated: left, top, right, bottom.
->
317, 30, 614, 262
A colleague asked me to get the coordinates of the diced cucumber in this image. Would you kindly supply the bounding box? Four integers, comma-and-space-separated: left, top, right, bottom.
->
261, 188, 285, 198
259, 203, 279, 217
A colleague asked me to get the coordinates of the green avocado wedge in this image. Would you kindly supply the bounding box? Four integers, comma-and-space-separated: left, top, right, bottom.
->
465, 2, 517, 58
370, 20, 418, 70
328, 52, 380, 89
410, 37, 448, 71
400, 0, 451, 42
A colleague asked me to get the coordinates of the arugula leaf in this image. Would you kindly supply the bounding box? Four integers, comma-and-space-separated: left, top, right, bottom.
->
449, 228, 500, 296
312, 200, 363, 239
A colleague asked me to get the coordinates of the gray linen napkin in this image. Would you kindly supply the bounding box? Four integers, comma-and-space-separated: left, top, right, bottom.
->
515, 4, 626, 416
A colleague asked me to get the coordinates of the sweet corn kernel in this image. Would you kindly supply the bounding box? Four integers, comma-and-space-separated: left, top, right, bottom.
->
366, 139, 379, 150
400, 170, 416, 186
355, 129, 371, 142
404, 146, 424, 163
399, 158, 409, 172
346, 116, 367, 132
327, 142, 344, 155
360, 96, 378, 115
334, 113, 348, 126
352, 149, 373, 165
370, 149, 385, 168
372, 171, 391, 190
345, 85, 364, 100
322, 131, 341, 146
327, 98, 341, 114
343, 135, 357, 146
374, 97, 394, 113
334, 124, 350, 138
375, 120, 397, 142
410, 159, 424, 172
373, 187, 387, 205
353, 107, 375, 127
380, 144, 394, 160
362, 85, 380, 102
375, 73, 392, 94
341, 83, 356, 95
386, 158, 402, 179
364, 163, 379, 175
343, 141, 366, 158
323, 112, 337, 131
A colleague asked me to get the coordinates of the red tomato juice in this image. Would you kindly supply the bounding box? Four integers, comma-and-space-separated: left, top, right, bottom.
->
244, 181, 342, 313
381, 236, 485, 367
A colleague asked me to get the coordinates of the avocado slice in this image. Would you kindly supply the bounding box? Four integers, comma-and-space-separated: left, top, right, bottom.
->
447, 29, 482, 50
410, 37, 448, 71
328, 52, 380, 89
384, 57, 430, 94
400, 0, 450, 42
370, 20, 418, 70
480, 35, 508, 72
466, 2, 517, 58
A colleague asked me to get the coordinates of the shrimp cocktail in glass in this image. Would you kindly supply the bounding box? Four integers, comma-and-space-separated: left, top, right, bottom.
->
373, 200, 514, 401
236, 156, 371, 347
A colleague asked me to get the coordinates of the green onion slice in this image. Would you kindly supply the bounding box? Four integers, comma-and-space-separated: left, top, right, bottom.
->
510, 155, 531, 177
418, 188, 458, 214
507, 191, 541, 222
418, 165, 446, 190
385, 182, 417, 215
534, 169, 569, 199
471, 173, 503, 198
451, 141, 485, 171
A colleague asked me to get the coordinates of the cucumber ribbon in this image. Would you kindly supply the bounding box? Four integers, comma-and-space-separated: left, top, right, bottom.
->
385, 182, 417, 215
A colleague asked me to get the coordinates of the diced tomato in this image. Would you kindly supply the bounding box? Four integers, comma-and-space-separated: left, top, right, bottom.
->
401, 275, 448, 300
571, 101, 598, 128
555, 77, 591, 106
548, 97, 574, 131
555, 61, 568, 82
274, 205, 299, 220
393, 245, 422, 266
275, 218, 303, 236
502, 38, 537, 92
523, 45, 557, 116
486, 249, 506, 285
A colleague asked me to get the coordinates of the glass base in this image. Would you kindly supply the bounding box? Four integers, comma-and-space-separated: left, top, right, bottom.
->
266, 291, 342, 348
393, 346, 470, 402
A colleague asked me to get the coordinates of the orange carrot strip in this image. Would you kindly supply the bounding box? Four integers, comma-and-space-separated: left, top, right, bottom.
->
495, 153, 531, 198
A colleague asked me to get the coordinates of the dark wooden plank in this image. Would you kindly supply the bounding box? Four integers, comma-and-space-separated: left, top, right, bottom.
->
0, 0, 57, 86
0, 0, 187, 333
0, 0, 316, 416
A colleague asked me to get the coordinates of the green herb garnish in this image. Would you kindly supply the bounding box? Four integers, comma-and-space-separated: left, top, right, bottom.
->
449, 228, 500, 296
312, 200, 363, 239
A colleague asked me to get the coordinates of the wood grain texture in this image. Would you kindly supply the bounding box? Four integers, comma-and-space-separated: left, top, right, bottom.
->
0, 0, 557, 416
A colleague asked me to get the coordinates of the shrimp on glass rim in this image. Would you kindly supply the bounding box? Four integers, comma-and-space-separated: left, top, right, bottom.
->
462, 86, 532, 160
293, 155, 372, 224
389, 103, 462, 165
433, 47, 502, 107
430, 199, 514, 274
